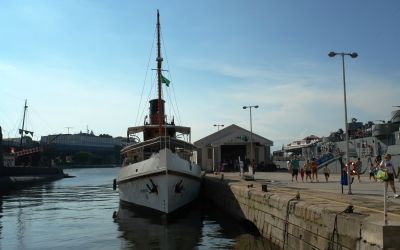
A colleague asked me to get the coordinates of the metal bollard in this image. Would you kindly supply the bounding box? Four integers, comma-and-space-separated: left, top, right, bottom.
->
113, 179, 117, 190
261, 184, 267, 192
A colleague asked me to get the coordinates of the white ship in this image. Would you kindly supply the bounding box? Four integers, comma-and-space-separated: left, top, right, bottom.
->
116, 10, 201, 214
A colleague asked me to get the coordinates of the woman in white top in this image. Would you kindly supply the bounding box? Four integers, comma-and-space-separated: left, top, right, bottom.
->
380, 154, 399, 198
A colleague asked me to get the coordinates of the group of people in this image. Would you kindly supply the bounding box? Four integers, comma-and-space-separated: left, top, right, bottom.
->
345, 158, 364, 183
288, 158, 326, 182
288, 154, 399, 198
237, 159, 256, 178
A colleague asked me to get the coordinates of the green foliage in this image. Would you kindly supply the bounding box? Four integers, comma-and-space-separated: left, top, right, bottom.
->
73, 151, 94, 164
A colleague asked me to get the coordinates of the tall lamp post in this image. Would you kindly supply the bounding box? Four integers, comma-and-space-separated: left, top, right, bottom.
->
328, 51, 358, 195
214, 124, 224, 131
243, 105, 259, 162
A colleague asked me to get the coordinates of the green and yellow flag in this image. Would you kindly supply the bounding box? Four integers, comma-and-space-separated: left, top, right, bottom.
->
161, 74, 170, 87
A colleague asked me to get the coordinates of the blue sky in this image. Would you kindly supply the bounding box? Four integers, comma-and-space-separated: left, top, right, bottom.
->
1, 1, 399, 151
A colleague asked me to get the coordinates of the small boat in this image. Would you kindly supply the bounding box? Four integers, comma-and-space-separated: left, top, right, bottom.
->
116, 10, 201, 214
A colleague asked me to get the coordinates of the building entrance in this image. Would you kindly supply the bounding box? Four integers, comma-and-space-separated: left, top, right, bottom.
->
220, 144, 246, 171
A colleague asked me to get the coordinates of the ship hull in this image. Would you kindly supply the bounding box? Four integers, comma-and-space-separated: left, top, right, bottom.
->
117, 148, 201, 214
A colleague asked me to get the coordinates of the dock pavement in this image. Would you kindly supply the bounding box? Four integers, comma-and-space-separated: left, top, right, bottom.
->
208, 171, 400, 224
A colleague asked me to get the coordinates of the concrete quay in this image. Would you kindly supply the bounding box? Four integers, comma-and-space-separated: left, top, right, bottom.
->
202, 171, 400, 250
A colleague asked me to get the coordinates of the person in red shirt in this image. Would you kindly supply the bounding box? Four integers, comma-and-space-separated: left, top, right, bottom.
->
311, 158, 319, 182
300, 167, 305, 182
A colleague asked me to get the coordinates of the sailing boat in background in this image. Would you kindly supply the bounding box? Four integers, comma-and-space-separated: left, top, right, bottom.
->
0, 99, 66, 192
116, 10, 202, 214
2, 99, 43, 167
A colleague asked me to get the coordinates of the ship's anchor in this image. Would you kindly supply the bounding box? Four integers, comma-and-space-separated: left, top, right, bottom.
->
174, 179, 184, 193
146, 178, 158, 194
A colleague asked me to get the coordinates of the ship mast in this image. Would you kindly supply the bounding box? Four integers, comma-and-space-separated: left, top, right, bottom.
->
19, 99, 28, 147
156, 9, 164, 137
18, 99, 34, 147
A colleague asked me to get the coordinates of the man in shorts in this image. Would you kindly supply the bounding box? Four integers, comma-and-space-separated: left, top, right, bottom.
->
311, 158, 319, 182
355, 158, 362, 183
304, 160, 312, 182
291, 157, 300, 182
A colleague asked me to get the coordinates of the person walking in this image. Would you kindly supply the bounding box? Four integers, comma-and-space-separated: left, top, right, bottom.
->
379, 154, 399, 198
239, 158, 244, 178
304, 160, 312, 182
323, 165, 330, 182
290, 157, 300, 182
251, 159, 256, 178
369, 157, 379, 182
355, 158, 362, 183
311, 158, 319, 182
300, 167, 305, 182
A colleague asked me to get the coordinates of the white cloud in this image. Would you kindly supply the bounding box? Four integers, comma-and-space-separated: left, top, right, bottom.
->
186, 60, 400, 151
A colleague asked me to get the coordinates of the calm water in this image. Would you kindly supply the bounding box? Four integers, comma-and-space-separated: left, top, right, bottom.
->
0, 168, 276, 250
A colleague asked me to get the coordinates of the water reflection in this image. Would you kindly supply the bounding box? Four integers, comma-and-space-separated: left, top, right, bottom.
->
115, 204, 202, 250
200, 203, 280, 250
0, 169, 120, 250
115, 201, 279, 250
0, 168, 278, 250
0, 199, 2, 240
16, 204, 26, 249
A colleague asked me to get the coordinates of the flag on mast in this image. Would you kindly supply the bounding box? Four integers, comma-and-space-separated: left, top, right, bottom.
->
161, 74, 170, 87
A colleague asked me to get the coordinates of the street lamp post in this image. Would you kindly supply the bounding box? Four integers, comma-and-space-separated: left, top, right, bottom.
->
243, 105, 259, 163
329, 51, 358, 195
213, 124, 224, 131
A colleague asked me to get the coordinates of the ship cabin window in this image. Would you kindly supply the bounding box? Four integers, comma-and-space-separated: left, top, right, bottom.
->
123, 148, 147, 165
175, 147, 191, 161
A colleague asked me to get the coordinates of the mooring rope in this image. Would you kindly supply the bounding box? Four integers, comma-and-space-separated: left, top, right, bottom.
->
328, 206, 353, 250
282, 195, 299, 250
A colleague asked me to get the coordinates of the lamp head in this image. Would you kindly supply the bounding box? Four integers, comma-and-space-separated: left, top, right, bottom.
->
255, 105, 259, 109
350, 52, 358, 58
328, 51, 336, 57
243, 106, 247, 109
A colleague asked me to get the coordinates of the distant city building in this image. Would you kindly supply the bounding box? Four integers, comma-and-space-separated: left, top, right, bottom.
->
40, 133, 126, 151
39, 132, 127, 166
2, 130, 127, 167
2, 137, 38, 148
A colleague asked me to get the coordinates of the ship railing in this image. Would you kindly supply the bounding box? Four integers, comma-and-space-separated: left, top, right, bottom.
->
122, 136, 196, 164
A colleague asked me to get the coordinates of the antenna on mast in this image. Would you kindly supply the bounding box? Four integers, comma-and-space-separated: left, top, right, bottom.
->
65, 127, 73, 134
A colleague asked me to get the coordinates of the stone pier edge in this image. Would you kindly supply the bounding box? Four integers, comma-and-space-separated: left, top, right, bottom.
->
202, 175, 400, 249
